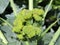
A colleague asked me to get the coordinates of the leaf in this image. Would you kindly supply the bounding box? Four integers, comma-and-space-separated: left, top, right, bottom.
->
45, 5, 52, 12
0, 0, 9, 14
5, 13, 15, 25
42, 33, 53, 45
1, 24, 22, 45
55, 36, 60, 45
1, 25, 16, 42
30, 41, 37, 45
8, 41, 21, 45
8, 42, 16, 45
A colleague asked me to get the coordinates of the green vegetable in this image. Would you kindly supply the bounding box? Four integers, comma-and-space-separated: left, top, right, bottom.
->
12, 9, 44, 40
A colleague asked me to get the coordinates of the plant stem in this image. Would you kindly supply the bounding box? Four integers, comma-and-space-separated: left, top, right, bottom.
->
9, 0, 17, 16
25, 41, 29, 45
29, 0, 33, 10
49, 27, 60, 45
41, 19, 59, 37
0, 30, 8, 44
0, 17, 13, 28
43, 0, 53, 20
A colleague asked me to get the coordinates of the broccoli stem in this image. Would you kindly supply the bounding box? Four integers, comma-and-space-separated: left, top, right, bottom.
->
29, 0, 33, 10
25, 41, 29, 45
0, 30, 8, 44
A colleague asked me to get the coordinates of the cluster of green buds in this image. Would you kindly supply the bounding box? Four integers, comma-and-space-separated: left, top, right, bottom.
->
12, 8, 44, 40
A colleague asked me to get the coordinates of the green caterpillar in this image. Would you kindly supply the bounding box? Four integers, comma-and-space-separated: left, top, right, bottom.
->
12, 8, 44, 40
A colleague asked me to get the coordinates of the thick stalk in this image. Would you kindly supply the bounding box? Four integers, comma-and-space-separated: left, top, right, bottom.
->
25, 41, 29, 45
29, 0, 33, 10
